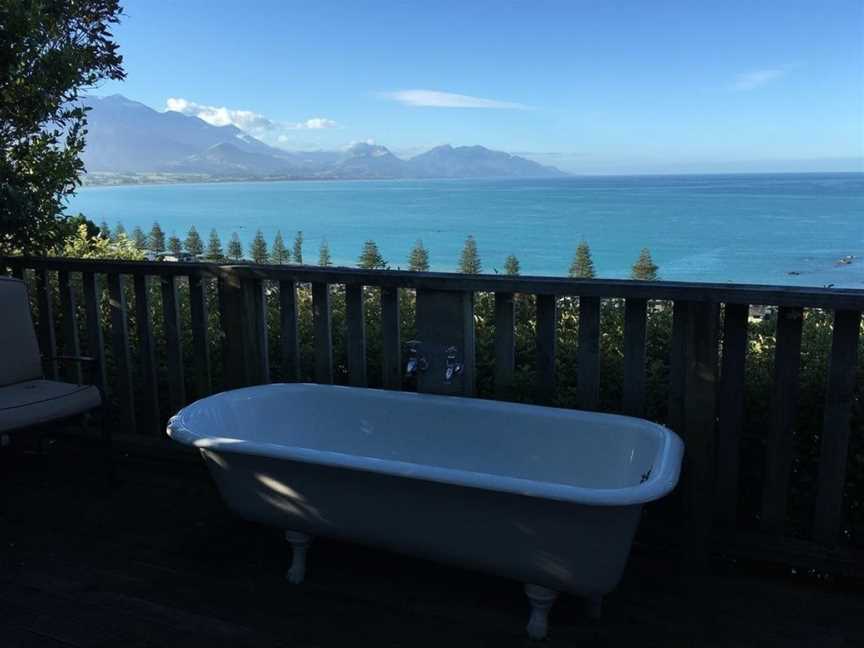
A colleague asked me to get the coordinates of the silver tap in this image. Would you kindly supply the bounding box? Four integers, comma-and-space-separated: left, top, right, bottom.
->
405, 340, 428, 377
444, 346, 463, 383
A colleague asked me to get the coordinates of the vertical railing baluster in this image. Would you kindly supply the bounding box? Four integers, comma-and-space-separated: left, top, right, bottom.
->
107, 273, 136, 434
715, 303, 748, 528
576, 295, 601, 410
667, 300, 688, 434
161, 274, 186, 413
761, 306, 804, 535
134, 275, 161, 435
813, 309, 861, 545
188, 273, 212, 398
381, 287, 401, 390
279, 280, 300, 381
494, 292, 515, 400
312, 281, 333, 384
253, 279, 270, 383
622, 297, 648, 417
81, 272, 107, 398
345, 283, 367, 387
58, 270, 82, 384
535, 294, 557, 404
35, 267, 57, 379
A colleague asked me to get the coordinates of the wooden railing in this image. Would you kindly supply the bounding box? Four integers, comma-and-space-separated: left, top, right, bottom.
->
3, 256, 863, 574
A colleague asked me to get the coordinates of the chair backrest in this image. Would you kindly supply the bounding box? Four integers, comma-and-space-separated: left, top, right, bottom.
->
0, 277, 43, 386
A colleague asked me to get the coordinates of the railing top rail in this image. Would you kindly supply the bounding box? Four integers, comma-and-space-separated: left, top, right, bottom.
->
4, 255, 864, 309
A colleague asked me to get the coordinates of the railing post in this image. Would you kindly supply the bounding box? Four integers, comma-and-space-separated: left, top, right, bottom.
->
35, 268, 57, 379
715, 303, 748, 528
576, 295, 601, 411
312, 282, 333, 384
82, 272, 107, 399
535, 294, 557, 404
107, 273, 136, 434
134, 275, 161, 435
381, 287, 401, 390
188, 274, 212, 398
219, 269, 268, 389
761, 306, 804, 536
623, 297, 648, 417
58, 270, 82, 384
345, 283, 367, 387
279, 280, 300, 381
494, 292, 515, 400
813, 309, 861, 545
161, 275, 187, 413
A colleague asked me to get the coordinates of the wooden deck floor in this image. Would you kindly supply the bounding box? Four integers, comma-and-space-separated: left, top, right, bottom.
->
1, 432, 862, 648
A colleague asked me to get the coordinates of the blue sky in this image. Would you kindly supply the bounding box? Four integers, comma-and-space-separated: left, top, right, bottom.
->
98, 1, 863, 173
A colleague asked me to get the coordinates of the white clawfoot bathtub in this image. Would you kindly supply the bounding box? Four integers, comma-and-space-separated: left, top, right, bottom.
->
168, 383, 683, 639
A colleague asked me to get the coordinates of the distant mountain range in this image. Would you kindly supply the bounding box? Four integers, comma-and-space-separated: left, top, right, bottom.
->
81, 95, 567, 181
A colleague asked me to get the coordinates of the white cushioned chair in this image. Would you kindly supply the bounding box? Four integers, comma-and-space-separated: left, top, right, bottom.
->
0, 277, 107, 455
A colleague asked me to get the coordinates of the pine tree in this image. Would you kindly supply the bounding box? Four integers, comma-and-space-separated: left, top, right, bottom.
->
98, 221, 111, 239
167, 232, 182, 256
504, 254, 520, 276
408, 239, 430, 272
293, 231, 304, 264
206, 229, 224, 260
227, 232, 243, 260
131, 226, 147, 250
249, 229, 269, 264
113, 222, 126, 242
358, 240, 386, 269
458, 235, 482, 274
185, 226, 204, 256
569, 240, 596, 278
148, 222, 166, 252
271, 230, 289, 264
318, 239, 332, 266
631, 247, 659, 281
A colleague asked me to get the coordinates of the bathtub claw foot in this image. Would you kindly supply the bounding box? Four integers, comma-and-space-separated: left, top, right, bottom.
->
586, 594, 603, 619
524, 584, 558, 640
284, 531, 312, 584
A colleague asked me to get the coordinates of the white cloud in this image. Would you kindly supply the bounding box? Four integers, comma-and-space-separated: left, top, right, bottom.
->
380, 89, 530, 109
164, 98, 338, 147
731, 69, 787, 91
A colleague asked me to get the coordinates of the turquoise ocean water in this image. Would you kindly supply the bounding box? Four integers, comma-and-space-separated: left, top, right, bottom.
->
67, 173, 864, 288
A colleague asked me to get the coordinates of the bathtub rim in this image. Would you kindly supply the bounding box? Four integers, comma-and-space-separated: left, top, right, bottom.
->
166, 384, 684, 507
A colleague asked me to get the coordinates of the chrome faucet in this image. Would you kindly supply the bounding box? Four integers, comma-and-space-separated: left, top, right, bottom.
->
405, 340, 428, 377
444, 346, 463, 383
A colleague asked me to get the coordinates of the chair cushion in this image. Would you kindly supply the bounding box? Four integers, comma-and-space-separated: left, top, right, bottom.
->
0, 278, 43, 387
0, 380, 101, 433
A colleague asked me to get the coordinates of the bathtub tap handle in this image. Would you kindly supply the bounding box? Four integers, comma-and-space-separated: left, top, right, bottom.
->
444, 346, 463, 383
405, 340, 428, 376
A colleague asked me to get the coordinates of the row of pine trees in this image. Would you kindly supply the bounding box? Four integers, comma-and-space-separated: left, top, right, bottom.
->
99, 221, 659, 281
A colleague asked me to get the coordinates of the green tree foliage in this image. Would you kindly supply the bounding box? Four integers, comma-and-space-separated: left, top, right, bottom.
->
293, 230, 304, 264
504, 254, 520, 276
113, 222, 126, 242
271, 230, 289, 264
184, 225, 204, 256
99, 221, 111, 239
250, 229, 269, 264
0, 0, 125, 254
55, 223, 143, 260
318, 238, 332, 266
148, 222, 165, 252
631, 247, 659, 280
569, 240, 596, 278
358, 240, 386, 269
131, 226, 147, 250
227, 232, 243, 260
458, 235, 482, 274
408, 239, 430, 272
167, 232, 182, 256
206, 229, 223, 260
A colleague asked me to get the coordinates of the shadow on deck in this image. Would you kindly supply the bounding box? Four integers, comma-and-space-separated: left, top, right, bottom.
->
1, 432, 862, 648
